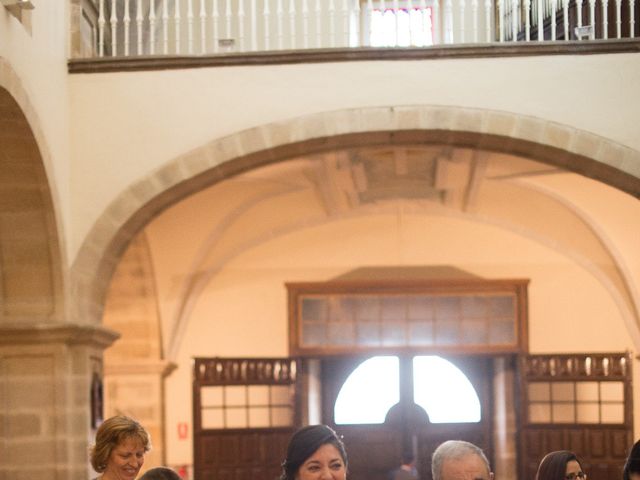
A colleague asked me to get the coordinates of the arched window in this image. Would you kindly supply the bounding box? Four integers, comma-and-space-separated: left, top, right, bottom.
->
413, 356, 481, 423
334, 356, 400, 424
334, 355, 480, 425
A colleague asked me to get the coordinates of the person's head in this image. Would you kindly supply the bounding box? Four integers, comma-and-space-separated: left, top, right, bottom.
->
401, 452, 415, 467
89, 415, 151, 480
139, 466, 182, 480
280, 424, 348, 480
535, 450, 585, 480
623, 440, 640, 480
432, 440, 493, 480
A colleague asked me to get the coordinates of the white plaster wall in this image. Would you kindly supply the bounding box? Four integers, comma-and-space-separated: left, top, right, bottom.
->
0, 3, 71, 262
69, 53, 640, 260
153, 212, 635, 466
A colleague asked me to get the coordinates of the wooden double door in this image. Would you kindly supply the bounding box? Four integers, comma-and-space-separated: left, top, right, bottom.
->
320, 355, 493, 480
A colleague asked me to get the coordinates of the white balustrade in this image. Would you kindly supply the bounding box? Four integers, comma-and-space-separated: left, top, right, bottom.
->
86, 0, 638, 59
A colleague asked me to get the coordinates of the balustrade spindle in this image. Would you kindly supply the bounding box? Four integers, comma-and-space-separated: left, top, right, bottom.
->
433, 0, 440, 43
353, 0, 360, 46
315, 0, 322, 47
277, 0, 284, 49
550, 0, 556, 39
211, 0, 219, 53
470, 0, 478, 42
524, 0, 531, 39
302, 0, 309, 48
445, 0, 454, 42
225, 0, 232, 45
110, 0, 117, 55
460, 0, 467, 42
419, 0, 427, 45
251, 0, 257, 50
498, 0, 504, 41
136, 0, 143, 55
264, 0, 270, 50
342, 0, 349, 47
199, 0, 207, 53
407, 0, 414, 45
289, 0, 296, 50
537, 0, 544, 39
98, 0, 105, 56
394, 0, 400, 45
576, 0, 583, 37
149, 0, 156, 54
174, 0, 181, 54
238, 0, 246, 52
124, 0, 130, 56
187, 0, 193, 55
589, 0, 596, 39
366, 0, 374, 46
562, 0, 569, 40
484, 0, 491, 41
378, 0, 386, 46
615, 0, 621, 38
631, 0, 636, 38
602, 0, 609, 38
329, 0, 336, 47
162, 0, 169, 53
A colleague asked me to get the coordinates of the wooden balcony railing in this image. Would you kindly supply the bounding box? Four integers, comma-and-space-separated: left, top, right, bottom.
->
74, 0, 638, 59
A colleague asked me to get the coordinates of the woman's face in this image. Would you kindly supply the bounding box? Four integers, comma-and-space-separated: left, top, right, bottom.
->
296, 443, 346, 480
103, 436, 146, 480
565, 459, 585, 480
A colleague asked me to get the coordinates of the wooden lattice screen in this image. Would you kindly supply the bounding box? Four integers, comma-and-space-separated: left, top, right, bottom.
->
193, 357, 300, 480
519, 352, 633, 480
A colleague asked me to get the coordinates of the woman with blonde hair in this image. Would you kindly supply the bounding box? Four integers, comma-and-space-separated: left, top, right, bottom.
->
89, 415, 151, 480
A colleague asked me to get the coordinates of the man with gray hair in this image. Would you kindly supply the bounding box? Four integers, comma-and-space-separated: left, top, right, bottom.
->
432, 440, 494, 480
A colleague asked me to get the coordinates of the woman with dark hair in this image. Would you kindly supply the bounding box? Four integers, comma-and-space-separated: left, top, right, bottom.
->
280, 424, 348, 480
535, 450, 586, 480
139, 466, 182, 480
623, 439, 640, 480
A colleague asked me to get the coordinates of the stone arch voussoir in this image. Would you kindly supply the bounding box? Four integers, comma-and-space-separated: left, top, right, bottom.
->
71, 105, 640, 326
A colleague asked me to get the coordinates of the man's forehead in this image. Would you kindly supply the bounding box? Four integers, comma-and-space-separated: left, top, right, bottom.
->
441, 453, 491, 480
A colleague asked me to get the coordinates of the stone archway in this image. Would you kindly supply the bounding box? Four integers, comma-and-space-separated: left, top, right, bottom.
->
0, 60, 118, 480
71, 105, 640, 335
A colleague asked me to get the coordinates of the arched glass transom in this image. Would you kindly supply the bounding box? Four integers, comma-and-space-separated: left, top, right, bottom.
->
413, 356, 481, 423
334, 355, 480, 425
334, 356, 400, 424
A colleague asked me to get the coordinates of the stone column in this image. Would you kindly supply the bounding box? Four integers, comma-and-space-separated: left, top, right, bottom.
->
493, 355, 518, 480
0, 323, 118, 480
103, 360, 177, 469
